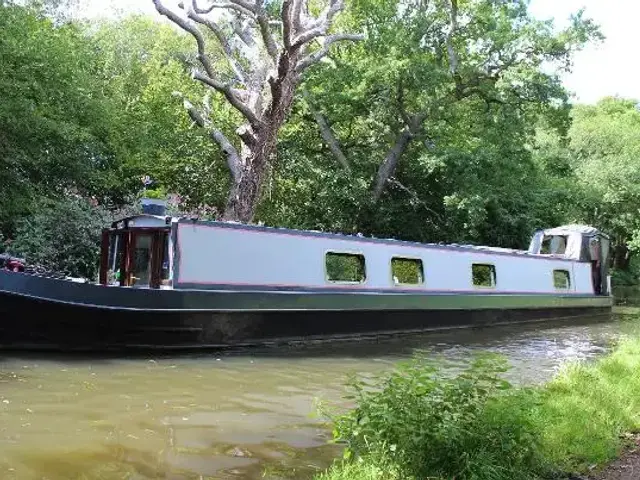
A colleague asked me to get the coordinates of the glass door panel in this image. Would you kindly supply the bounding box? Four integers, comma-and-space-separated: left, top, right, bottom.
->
130, 233, 152, 288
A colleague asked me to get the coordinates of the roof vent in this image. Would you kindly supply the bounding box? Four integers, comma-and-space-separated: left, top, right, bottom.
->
141, 198, 167, 216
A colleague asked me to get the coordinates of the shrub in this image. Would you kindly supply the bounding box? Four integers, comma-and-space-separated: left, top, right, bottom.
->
325, 354, 547, 480
8, 197, 110, 279
319, 334, 640, 480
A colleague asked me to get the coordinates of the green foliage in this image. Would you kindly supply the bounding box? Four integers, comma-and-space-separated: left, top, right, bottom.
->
571, 98, 640, 255
1, 0, 631, 282
325, 354, 545, 480
263, 0, 600, 249
8, 197, 110, 278
319, 335, 640, 480
325, 252, 366, 283
141, 187, 167, 200
532, 97, 640, 271
0, 3, 112, 230
88, 15, 233, 211
390, 257, 423, 285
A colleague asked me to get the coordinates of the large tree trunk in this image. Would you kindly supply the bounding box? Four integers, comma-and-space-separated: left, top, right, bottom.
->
223, 65, 299, 222
224, 150, 269, 222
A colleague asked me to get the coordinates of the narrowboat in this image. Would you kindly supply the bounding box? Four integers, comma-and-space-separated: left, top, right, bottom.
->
0, 209, 613, 351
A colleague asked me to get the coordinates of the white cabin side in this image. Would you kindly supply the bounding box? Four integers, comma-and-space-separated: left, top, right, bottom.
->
173, 222, 596, 295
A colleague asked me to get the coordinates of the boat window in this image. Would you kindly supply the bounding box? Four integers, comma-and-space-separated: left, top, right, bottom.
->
326, 252, 366, 283
391, 257, 424, 285
472, 264, 496, 288
540, 235, 568, 255
553, 270, 571, 289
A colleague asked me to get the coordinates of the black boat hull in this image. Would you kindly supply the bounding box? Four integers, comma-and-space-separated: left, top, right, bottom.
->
0, 271, 613, 351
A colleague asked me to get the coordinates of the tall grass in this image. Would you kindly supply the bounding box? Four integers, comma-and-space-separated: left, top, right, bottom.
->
316, 336, 640, 480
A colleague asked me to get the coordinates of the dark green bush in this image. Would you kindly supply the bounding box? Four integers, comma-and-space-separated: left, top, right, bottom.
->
8, 197, 110, 279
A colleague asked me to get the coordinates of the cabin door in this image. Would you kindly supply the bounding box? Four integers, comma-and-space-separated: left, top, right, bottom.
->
129, 233, 153, 288
101, 228, 170, 288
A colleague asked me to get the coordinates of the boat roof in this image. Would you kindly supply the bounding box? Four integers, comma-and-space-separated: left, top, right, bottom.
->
541, 224, 609, 239
174, 217, 536, 256
110, 214, 170, 228
0, 253, 25, 262
109, 214, 605, 257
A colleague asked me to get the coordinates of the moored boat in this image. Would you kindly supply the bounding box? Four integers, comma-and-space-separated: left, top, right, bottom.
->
0, 211, 613, 351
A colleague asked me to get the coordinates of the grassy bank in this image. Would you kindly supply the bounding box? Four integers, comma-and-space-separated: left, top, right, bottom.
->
316, 335, 640, 480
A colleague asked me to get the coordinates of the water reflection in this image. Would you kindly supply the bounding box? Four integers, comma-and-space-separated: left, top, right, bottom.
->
0, 314, 636, 479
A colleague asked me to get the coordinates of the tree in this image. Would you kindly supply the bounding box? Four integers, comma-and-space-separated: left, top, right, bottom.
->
88, 15, 233, 212
152, 0, 362, 222
569, 97, 640, 270
261, 0, 600, 247
0, 2, 113, 232
8, 197, 111, 278
302, 0, 600, 201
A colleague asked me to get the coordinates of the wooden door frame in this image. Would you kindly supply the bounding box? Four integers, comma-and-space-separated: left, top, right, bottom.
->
99, 227, 169, 288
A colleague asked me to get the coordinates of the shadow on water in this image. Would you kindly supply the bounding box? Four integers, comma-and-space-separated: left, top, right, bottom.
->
0, 310, 638, 479
0, 312, 623, 363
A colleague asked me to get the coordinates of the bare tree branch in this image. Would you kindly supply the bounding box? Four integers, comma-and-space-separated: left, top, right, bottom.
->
157, 0, 361, 222
176, 93, 242, 182
153, 0, 217, 79
281, 0, 294, 49
442, 0, 459, 77
388, 178, 444, 224
296, 33, 364, 73
192, 0, 256, 17
193, 71, 263, 128
229, 13, 256, 47
372, 112, 428, 202
291, 0, 305, 33
291, 0, 345, 47
303, 89, 350, 171
187, 1, 247, 84
255, 0, 279, 60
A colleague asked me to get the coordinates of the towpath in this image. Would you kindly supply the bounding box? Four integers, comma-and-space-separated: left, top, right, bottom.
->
587, 437, 640, 480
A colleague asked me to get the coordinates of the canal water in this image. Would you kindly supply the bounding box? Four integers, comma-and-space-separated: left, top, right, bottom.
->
0, 313, 637, 479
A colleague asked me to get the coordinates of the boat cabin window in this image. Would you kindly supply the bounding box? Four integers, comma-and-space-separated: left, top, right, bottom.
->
540, 235, 568, 255
325, 252, 366, 283
472, 264, 496, 288
553, 270, 571, 290
391, 257, 424, 285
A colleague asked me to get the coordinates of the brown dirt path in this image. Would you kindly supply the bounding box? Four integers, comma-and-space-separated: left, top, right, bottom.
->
586, 437, 640, 480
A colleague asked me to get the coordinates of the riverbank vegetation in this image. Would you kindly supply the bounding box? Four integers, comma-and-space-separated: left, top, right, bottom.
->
0, 0, 639, 281
316, 334, 640, 480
